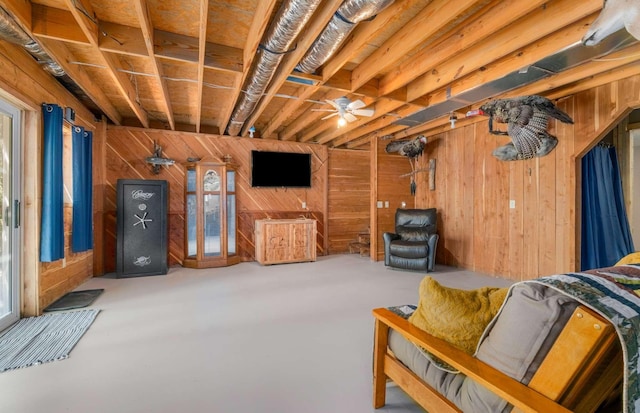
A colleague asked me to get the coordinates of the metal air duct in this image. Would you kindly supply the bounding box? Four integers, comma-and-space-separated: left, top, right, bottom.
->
0, 7, 105, 119
226, 0, 323, 136
295, 0, 395, 74
0, 7, 65, 77
394, 29, 638, 127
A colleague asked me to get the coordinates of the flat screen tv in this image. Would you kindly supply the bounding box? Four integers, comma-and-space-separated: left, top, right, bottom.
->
251, 150, 312, 188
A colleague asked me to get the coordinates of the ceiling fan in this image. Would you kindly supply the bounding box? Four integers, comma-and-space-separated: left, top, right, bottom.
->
312, 96, 374, 126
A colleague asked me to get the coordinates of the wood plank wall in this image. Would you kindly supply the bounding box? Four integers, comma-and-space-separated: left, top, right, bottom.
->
3, 33, 636, 312
327, 149, 370, 253
414, 75, 640, 281
103, 127, 328, 272
0, 40, 98, 315
93, 119, 108, 275
39, 206, 93, 310
373, 137, 414, 260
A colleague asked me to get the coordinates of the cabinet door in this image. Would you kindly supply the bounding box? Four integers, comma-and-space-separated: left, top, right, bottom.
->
203, 194, 221, 256
291, 223, 309, 261
265, 223, 289, 262
202, 168, 221, 257
227, 170, 236, 256
186, 168, 197, 257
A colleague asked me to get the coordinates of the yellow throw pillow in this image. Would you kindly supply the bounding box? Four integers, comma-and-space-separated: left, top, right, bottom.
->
616, 252, 640, 266
408, 276, 508, 355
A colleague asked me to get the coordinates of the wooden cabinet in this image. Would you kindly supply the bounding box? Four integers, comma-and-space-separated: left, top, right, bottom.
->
183, 161, 240, 268
255, 219, 317, 265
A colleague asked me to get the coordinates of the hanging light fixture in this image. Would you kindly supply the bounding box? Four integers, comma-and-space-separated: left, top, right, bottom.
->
449, 112, 457, 129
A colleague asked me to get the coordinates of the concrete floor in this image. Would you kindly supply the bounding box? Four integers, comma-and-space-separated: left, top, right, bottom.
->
0, 255, 512, 413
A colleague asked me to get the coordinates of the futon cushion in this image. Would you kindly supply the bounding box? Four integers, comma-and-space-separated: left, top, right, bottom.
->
461, 283, 579, 412
477, 284, 578, 374
408, 277, 508, 355
389, 282, 579, 413
389, 329, 466, 394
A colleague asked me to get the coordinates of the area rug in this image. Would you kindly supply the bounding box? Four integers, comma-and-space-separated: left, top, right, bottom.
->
0, 309, 100, 373
43, 289, 104, 312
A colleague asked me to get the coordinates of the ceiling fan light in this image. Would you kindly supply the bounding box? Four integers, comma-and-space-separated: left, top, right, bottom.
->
337, 116, 347, 127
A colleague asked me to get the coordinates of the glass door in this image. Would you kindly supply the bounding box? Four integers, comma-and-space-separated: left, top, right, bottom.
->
203, 168, 221, 257
0, 99, 20, 331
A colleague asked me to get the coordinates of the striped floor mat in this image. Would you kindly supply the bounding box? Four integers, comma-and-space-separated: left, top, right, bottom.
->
0, 309, 100, 373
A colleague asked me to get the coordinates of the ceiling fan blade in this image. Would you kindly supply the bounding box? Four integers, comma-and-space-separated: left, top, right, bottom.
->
325, 99, 340, 110
344, 113, 358, 123
347, 99, 366, 110
321, 112, 339, 120
352, 108, 374, 117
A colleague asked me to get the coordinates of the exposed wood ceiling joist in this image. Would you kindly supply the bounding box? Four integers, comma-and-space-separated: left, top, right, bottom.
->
133, 0, 175, 130
35, 37, 123, 124
194, 0, 209, 133
61, 0, 150, 127
217, 0, 278, 134
406, 0, 602, 103
376, 0, 549, 97
237, 0, 345, 137
350, 0, 490, 92
0, 0, 636, 149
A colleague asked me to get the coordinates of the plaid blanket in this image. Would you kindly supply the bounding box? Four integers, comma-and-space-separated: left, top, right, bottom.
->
527, 264, 640, 413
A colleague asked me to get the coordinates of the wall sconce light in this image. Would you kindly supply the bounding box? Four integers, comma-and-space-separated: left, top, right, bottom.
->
248, 126, 256, 138
449, 112, 457, 129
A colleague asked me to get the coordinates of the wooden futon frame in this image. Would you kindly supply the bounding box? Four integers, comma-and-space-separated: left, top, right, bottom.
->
372, 305, 623, 413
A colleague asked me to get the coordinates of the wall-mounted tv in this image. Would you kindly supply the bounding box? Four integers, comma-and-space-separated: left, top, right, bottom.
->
251, 150, 312, 188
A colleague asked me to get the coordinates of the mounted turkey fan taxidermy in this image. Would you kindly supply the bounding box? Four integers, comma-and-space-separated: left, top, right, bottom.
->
312, 96, 374, 127
466, 95, 573, 161
385, 135, 427, 195
582, 0, 640, 45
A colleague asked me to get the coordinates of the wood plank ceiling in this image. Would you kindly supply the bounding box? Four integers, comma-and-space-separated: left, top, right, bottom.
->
1, 0, 639, 149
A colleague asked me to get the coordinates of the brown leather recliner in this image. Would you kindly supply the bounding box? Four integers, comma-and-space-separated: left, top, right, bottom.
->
383, 208, 439, 272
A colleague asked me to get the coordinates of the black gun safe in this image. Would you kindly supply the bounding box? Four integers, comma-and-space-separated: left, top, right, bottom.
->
116, 179, 168, 277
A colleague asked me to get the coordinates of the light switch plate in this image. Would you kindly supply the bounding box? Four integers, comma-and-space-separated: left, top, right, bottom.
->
377, 201, 383, 208
509, 200, 516, 209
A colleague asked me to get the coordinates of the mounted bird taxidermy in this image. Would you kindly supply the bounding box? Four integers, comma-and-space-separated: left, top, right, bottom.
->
582, 0, 640, 45
146, 141, 175, 174
385, 135, 428, 195
466, 95, 573, 161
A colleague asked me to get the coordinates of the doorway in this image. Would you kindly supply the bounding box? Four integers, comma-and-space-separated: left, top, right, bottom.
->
0, 98, 21, 331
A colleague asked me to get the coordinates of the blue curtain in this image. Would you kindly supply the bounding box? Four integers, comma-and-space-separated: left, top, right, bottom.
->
40, 104, 64, 262
72, 126, 93, 252
581, 145, 635, 270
